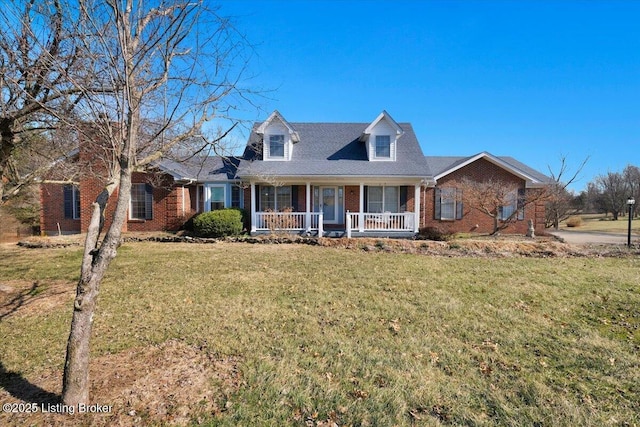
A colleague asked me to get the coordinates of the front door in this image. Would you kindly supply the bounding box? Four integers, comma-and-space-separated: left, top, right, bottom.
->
320, 187, 338, 224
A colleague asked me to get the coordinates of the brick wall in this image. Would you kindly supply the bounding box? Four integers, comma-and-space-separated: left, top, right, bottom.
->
344, 186, 360, 212
421, 158, 546, 235
74, 129, 187, 233
39, 183, 81, 235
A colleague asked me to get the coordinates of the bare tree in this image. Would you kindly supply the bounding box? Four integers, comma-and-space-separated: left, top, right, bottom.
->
545, 155, 589, 230
0, 0, 89, 203
458, 177, 547, 235
595, 171, 629, 220
60, 0, 254, 405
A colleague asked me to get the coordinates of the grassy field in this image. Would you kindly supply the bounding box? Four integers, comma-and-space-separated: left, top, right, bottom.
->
561, 213, 639, 234
1, 241, 639, 426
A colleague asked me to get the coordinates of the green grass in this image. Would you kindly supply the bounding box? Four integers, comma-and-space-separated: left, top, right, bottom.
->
562, 213, 639, 234
1, 242, 639, 426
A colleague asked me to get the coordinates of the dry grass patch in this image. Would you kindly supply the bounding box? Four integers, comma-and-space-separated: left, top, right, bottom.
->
0, 280, 75, 320
0, 339, 241, 427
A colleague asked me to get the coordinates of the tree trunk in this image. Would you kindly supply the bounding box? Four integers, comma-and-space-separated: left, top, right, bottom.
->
62, 169, 132, 405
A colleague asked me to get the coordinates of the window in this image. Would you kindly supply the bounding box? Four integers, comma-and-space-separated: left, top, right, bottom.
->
384, 186, 399, 213
231, 185, 242, 208
367, 186, 400, 213
499, 191, 517, 220
368, 186, 383, 213
63, 185, 80, 219
435, 188, 463, 220
209, 186, 225, 211
499, 189, 526, 220
130, 183, 153, 220
375, 135, 391, 158
269, 134, 285, 158
260, 185, 291, 211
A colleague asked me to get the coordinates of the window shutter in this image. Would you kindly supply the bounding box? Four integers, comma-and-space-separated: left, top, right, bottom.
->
456, 189, 463, 220
63, 185, 73, 219
144, 184, 153, 220
291, 186, 299, 211
399, 186, 408, 211
517, 188, 526, 220
434, 188, 441, 220
363, 186, 368, 213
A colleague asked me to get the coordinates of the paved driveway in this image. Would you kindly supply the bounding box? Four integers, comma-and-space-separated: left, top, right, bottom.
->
548, 230, 637, 245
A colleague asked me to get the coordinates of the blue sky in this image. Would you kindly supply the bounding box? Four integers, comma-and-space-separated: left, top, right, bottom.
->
217, 0, 639, 191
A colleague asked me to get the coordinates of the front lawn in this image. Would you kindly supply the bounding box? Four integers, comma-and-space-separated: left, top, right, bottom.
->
1, 242, 638, 426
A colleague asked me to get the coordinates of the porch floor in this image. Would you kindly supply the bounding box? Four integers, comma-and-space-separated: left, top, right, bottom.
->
250, 229, 417, 239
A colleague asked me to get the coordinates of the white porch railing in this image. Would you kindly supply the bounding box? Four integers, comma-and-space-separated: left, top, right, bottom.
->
254, 211, 323, 235
346, 211, 415, 236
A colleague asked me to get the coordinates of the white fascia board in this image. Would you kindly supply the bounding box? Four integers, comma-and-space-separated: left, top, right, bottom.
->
154, 163, 190, 181
256, 110, 299, 142
433, 152, 542, 184
361, 110, 404, 140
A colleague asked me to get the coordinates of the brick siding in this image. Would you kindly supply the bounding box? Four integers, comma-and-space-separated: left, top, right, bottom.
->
421, 158, 546, 235
40, 183, 81, 235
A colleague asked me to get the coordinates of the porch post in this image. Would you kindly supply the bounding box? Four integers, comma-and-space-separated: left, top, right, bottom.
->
250, 182, 256, 233
414, 183, 421, 233
306, 182, 311, 232
318, 213, 324, 237
346, 211, 352, 238
359, 183, 364, 232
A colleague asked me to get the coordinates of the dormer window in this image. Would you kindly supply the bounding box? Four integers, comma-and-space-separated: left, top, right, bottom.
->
362, 111, 402, 162
256, 111, 299, 161
269, 135, 285, 158
375, 135, 391, 158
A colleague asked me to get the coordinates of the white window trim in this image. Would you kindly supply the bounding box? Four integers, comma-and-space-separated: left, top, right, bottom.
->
260, 185, 292, 211
206, 184, 226, 212
64, 185, 81, 220
369, 134, 396, 161
367, 186, 400, 213
231, 185, 243, 208
440, 188, 457, 221
265, 134, 288, 161
129, 183, 152, 220
374, 135, 391, 159
71, 186, 80, 219
499, 191, 518, 220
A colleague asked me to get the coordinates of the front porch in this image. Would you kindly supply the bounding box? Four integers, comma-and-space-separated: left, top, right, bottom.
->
248, 182, 421, 237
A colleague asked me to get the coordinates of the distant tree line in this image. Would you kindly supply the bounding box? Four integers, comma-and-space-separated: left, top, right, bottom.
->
546, 164, 639, 228
580, 165, 640, 220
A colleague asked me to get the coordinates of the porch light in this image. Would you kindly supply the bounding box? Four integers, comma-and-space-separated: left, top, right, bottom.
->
627, 197, 635, 247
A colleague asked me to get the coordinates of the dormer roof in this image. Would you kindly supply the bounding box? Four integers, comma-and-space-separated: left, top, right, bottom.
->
255, 110, 300, 142
360, 110, 404, 142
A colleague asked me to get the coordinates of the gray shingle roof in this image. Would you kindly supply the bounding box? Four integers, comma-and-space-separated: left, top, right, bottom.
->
425, 154, 552, 184
158, 156, 240, 181
238, 122, 431, 178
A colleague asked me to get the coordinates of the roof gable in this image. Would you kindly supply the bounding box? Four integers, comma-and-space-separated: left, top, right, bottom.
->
427, 152, 551, 187
255, 110, 299, 142
361, 110, 404, 140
